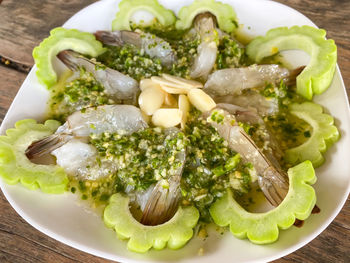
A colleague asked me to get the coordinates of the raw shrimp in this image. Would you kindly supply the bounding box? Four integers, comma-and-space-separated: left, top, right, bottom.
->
94, 30, 176, 68
207, 107, 289, 206
214, 90, 279, 116
190, 13, 218, 80
140, 128, 186, 226
57, 50, 139, 104
216, 103, 267, 127
217, 103, 284, 165
204, 64, 304, 96
25, 105, 148, 159
51, 139, 118, 180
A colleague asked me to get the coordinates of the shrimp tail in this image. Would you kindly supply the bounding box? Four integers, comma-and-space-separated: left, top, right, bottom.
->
140, 149, 185, 225
25, 134, 73, 160
194, 12, 217, 35
190, 12, 218, 80
207, 108, 289, 207
94, 31, 124, 46
140, 175, 181, 226
285, 66, 306, 85
258, 166, 289, 207
57, 50, 101, 73
57, 50, 81, 71
94, 30, 141, 48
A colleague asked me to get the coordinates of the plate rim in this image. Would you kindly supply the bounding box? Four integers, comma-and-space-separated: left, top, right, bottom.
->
0, 0, 349, 262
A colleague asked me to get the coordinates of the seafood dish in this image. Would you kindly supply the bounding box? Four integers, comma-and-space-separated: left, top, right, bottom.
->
0, 0, 344, 258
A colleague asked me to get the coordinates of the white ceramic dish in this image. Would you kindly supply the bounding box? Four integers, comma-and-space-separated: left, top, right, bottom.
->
0, 0, 349, 262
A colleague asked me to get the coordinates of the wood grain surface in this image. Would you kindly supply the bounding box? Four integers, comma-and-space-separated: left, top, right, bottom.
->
0, 0, 349, 262
0, 0, 98, 66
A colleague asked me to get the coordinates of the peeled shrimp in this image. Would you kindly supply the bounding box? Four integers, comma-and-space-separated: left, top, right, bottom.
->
217, 103, 284, 164
57, 50, 139, 104
207, 107, 288, 206
51, 139, 117, 180
204, 64, 304, 97
94, 30, 176, 68
25, 105, 148, 159
214, 90, 279, 116
190, 13, 218, 80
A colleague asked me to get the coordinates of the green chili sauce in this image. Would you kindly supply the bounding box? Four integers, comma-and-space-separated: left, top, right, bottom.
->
66, 110, 257, 222
259, 81, 311, 168
48, 69, 115, 122
48, 25, 250, 118
97, 44, 163, 81
181, 110, 257, 222
47, 24, 312, 222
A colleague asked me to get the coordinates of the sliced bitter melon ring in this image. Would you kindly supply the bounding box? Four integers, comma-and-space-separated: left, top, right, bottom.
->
0, 119, 68, 194
285, 102, 339, 167
246, 26, 337, 100
210, 161, 316, 244
33, 27, 106, 89
104, 193, 199, 253
175, 0, 238, 33
111, 0, 176, 31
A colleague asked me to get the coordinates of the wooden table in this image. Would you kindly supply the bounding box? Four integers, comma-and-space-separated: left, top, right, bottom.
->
0, 0, 349, 262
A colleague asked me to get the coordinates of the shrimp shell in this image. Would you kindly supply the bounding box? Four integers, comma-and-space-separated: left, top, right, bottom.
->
140, 129, 186, 225
217, 103, 284, 162
51, 139, 117, 180
204, 65, 304, 97
207, 108, 288, 206
214, 90, 279, 116
94, 30, 176, 68
57, 50, 139, 105
26, 105, 148, 159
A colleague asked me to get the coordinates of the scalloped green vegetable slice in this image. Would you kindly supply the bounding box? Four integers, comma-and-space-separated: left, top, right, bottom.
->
285, 102, 339, 167
246, 26, 337, 99
0, 119, 68, 194
104, 193, 199, 253
210, 161, 316, 244
33, 27, 106, 89
111, 0, 176, 31
175, 0, 238, 33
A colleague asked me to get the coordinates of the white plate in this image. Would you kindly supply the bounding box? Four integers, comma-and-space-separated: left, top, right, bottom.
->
1, 0, 349, 262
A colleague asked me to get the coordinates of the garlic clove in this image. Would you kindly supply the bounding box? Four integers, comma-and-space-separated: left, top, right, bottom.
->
163, 93, 178, 108
138, 86, 165, 115
141, 110, 151, 124
187, 89, 216, 112
161, 73, 203, 88
151, 76, 198, 91
160, 85, 189, 94
179, 94, 190, 129
139, 78, 160, 91
152, 109, 182, 128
